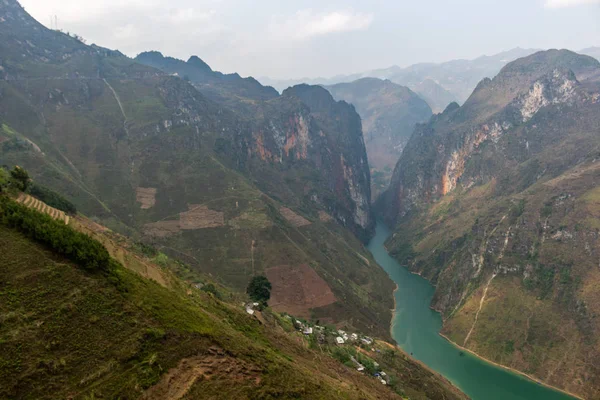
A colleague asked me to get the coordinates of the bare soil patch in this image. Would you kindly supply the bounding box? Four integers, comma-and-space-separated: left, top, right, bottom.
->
136, 187, 157, 209
180, 205, 225, 230
318, 211, 333, 222
266, 264, 336, 317
144, 205, 225, 237
279, 207, 311, 227
144, 220, 181, 238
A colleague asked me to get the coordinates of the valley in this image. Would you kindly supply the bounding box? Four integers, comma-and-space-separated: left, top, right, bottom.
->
1, 0, 600, 398
369, 221, 578, 400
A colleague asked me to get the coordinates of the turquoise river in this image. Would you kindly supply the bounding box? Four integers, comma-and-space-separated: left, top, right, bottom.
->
367, 221, 577, 400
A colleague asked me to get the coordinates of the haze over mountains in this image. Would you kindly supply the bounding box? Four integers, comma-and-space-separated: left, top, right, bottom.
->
261, 47, 600, 114
324, 78, 432, 199
2, 0, 600, 398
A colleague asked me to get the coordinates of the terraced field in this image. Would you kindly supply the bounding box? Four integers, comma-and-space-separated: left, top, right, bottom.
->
16, 193, 70, 225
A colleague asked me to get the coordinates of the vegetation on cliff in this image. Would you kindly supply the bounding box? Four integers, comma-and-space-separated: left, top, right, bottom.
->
378, 49, 600, 398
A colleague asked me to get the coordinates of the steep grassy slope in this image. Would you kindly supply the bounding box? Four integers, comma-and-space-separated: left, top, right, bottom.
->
0, 0, 390, 338
379, 50, 600, 398
0, 197, 468, 400
325, 78, 432, 200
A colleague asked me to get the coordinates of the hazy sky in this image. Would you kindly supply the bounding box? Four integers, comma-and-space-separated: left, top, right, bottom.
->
19, 0, 600, 79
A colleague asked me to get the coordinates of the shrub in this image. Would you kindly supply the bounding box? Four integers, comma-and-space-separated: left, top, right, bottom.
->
0, 168, 8, 192
9, 166, 30, 191
201, 283, 222, 299
0, 196, 111, 272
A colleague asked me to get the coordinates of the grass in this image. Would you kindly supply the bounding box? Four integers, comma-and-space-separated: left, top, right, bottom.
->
0, 219, 469, 400
385, 157, 600, 398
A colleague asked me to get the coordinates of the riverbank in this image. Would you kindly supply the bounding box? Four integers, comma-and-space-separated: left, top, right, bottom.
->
391, 275, 582, 399
438, 333, 584, 400
369, 220, 578, 400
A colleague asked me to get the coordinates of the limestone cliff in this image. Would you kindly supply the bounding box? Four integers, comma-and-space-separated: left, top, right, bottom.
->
378, 49, 600, 399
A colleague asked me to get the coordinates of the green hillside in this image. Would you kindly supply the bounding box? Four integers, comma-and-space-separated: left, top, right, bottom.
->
0, 194, 468, 400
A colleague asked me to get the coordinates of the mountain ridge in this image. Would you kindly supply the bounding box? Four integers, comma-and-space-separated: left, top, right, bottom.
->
376, 49, 600, 399
0, 0, 390, 341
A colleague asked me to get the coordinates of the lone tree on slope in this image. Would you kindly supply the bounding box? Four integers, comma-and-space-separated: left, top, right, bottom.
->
246, 276, 272, 305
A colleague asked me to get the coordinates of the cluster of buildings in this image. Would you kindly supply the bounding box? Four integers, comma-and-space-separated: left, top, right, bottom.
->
289, 319, 389, 385
334, 329, 374, 346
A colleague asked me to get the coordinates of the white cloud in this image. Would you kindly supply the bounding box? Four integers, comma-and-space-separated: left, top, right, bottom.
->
270, 9, 374, 40
20, 0, 226, 59
545, 0, 600, 8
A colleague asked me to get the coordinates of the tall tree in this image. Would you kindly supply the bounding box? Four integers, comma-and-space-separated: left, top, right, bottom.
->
246, 276, 272, 305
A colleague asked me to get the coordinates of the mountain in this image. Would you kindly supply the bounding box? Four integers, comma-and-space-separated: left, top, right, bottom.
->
135, 52, 375, 242
0, 192, 468, 400
261, 48, 539, 112
581, 46, 600, 61
377, 49, 600, 399
324, 78, 433, 200
135, 51, 279, 110
378, 48, 541, 105
410, 79, 459, 113
0, 0, 391, 340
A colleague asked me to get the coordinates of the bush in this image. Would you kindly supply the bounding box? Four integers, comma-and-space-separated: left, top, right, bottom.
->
9, 166, 30, 191
0, 196, 111, 272
28, 184, 77, 214
201, 283, 222, 299
0, 168, 8, 192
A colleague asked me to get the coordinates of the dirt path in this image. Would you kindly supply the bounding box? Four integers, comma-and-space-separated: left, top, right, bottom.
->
464, 272, 496, 347
141, 347, 261, 400
103, 78, 129, 137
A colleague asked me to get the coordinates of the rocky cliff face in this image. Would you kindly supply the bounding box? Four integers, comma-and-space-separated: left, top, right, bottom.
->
136, 53, 376, 241
379, 50, 600, 398
0, 0, 390, 339
281, 85, 374, 239
325, 78, 432, 201
381, 50, 600, 226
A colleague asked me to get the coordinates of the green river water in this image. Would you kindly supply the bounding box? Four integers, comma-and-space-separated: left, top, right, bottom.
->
367, 221, 576, 400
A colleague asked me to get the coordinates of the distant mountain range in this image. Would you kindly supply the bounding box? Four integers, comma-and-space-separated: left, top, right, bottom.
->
261, 47, 599, 113
581, 46, 600, 61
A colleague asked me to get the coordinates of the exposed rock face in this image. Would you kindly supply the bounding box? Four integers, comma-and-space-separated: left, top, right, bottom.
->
137, 54, 375, 242
281, 85, 375, 240
381, 50, 600, 225
378, 49, 600, 398
325, 78, 432, 200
